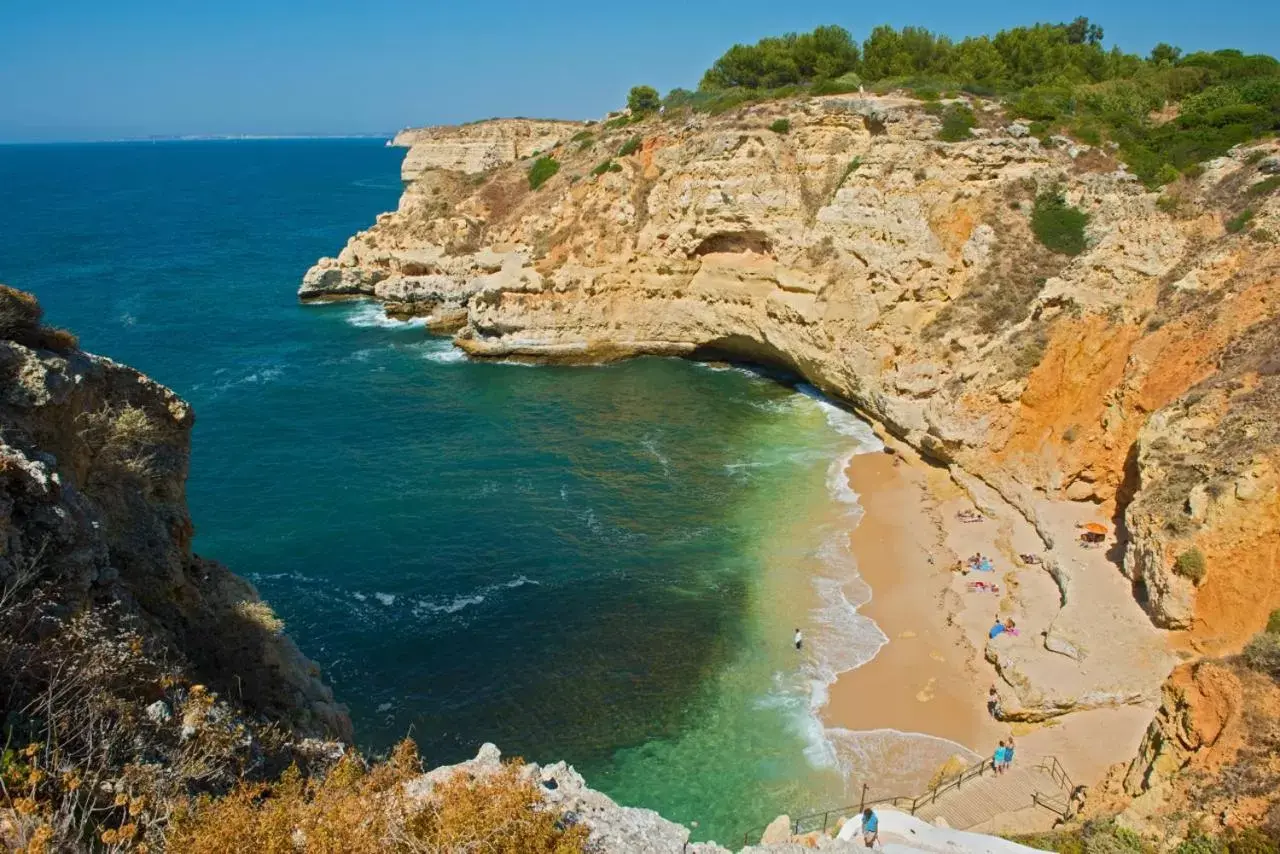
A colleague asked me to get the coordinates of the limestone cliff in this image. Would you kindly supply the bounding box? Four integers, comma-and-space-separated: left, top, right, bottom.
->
303, 96, 1280, 654
390, 118, 585, 182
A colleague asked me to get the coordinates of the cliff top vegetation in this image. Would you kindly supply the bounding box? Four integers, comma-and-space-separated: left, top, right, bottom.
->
632, 18, 1279, 187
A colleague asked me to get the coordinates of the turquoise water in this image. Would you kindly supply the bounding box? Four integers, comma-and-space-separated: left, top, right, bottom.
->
0, 140, 955, 843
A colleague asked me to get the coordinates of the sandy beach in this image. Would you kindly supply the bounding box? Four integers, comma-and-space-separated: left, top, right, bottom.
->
822, 448, 1003, 754
816, 434, 1166, 832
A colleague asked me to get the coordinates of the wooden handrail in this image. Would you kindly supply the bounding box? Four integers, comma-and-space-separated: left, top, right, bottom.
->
739, 753, 1075, 845
740, 756, 996, 845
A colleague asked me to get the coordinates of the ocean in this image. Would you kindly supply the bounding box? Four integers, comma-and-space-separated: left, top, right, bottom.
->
0, 139, 956, 843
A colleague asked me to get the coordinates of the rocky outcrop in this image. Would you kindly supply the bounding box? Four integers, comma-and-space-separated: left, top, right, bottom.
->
405, 743, 735, 853
391, 118, 585, 181
304, 96, 1280, 652
0, 286, 350, 740
1080, 660, 1280, 841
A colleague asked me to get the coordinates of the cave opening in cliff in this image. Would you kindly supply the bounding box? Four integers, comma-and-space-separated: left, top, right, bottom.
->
689, 335, 803, 382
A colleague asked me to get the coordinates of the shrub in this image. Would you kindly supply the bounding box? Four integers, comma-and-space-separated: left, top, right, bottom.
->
1267, 608, 1280, 634
1174, 548, 1207, 584
403, 760, 588, 853
810, 71, 863, 95
591, 159, 622, 176
1226, 209, 1255, 233
838, 157, 862, 188
769, 118, 791, 134
0, 285, 79, 353
1247, 175, 1280, 196
570, 130, 593, 143
617, 135, 643, 157
938, 104, 977, 141
1155, 163, 1182, 186
167, 743, 590, 854
626, 85, 661, 115
603, 115, 632, 130
1032, 189, 1089, 255
527, 157, 560, 190
699, 25, 859, 90
235, 600, 285, 635
1244, 630, 1280, 680
0, 285, 43, 339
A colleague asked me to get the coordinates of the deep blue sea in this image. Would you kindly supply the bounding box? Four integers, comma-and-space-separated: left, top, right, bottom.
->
0, 139, 954, 843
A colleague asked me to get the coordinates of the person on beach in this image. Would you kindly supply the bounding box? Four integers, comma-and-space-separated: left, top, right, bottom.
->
1003, 618, 1019, 637
987, 686, 1002, 719
1004, 737, 1016, 771
993, 741, 1007, 775
794, 628, 803, 651
861, 808, 879, 848
988, 616, 1006, 639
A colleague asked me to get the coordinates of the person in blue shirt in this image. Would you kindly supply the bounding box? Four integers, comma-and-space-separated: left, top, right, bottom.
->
861, 808, 879, 848
994, 740, 1007, 775
1004, 738, 1016, 771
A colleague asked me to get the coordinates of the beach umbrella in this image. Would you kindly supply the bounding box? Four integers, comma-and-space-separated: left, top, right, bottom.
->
1083, 522, 1107, 535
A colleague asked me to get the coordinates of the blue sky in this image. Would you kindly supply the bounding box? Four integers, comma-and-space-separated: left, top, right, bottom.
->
2, 0, 1277, 142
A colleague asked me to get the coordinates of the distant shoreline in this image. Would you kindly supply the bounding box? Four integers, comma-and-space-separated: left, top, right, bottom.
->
0, 134, 393, 146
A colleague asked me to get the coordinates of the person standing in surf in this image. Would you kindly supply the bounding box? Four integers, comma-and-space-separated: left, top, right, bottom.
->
794, 628, 803, 651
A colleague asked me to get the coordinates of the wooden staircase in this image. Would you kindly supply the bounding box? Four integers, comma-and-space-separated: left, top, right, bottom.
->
911, 763, 1069, 829
742, 755, 1076, 844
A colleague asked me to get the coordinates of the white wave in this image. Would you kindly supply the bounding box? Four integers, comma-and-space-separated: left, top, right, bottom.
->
772, 531, 889, 776
826, 447, 864, 507
374, 592, 397, 606
796, 384, 883, 448
747, 396, 804, 414
693, 361, 771, 381
120, 312, 137, 326
375, 701, 394, 713
641, 436, 671, 477
344, 302, 428, 329
505, 575, 539, 588
415, 593, 486, 616
423, 345, 466, 364
411, 575, 539, 619
825, 728, 980, 794
240, 367, 284, 385
351, 592, 367, 602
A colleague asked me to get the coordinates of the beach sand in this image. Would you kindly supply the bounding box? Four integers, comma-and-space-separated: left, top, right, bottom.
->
822, 447, 1004, 753
817, 436, 1161, 833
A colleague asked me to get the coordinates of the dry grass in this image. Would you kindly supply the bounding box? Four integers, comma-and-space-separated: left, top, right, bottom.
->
0, 286, 78, 353
235, 601, 285, 635
167, 742, 589, 854
77, 404, 165, 483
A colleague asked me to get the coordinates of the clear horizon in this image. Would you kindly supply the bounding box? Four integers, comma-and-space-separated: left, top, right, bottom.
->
4, 0, 1278, 143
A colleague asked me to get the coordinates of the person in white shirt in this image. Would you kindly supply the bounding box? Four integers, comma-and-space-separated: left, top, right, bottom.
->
794, 628, 803, 650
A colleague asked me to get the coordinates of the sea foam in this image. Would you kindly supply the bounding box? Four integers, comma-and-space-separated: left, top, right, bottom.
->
344, 302, 428, 329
